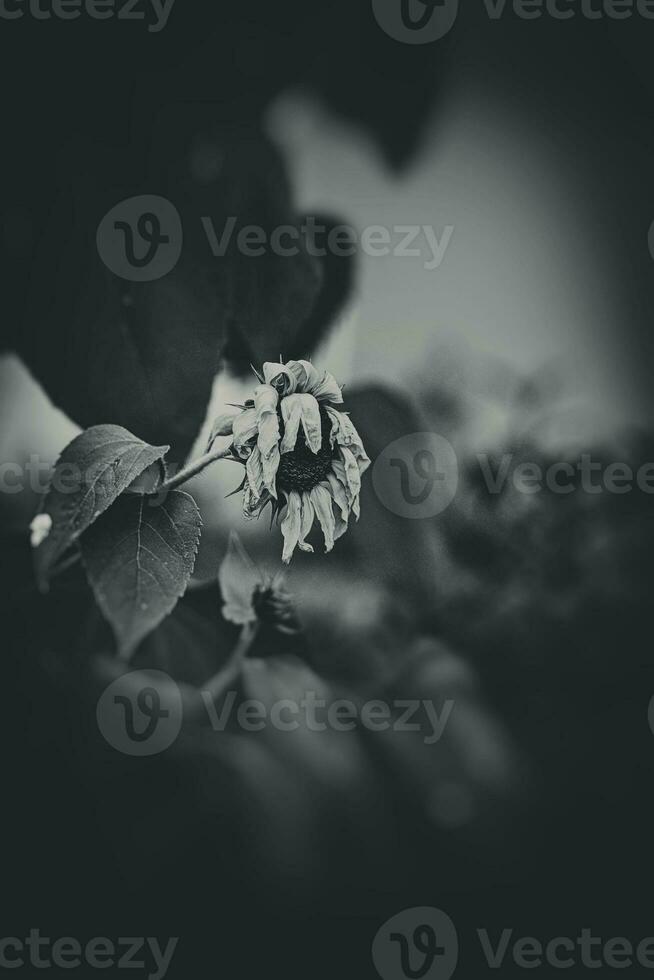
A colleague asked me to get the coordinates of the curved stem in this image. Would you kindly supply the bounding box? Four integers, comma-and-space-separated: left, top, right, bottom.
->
159, 445, 234, 493
203, 620, 259, 701
183, 620, 259, 725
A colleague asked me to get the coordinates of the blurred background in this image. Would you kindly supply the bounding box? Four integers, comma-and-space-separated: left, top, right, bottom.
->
1, 2, 653, 977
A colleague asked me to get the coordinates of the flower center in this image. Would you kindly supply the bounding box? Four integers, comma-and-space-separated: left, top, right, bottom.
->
276, 408, 334, 493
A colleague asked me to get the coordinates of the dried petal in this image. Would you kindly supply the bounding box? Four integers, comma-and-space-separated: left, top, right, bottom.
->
310, 369, 343, 404
254, 384, 281, 496
263, 362, 298, 396
246, 447, 265, 501
326, 407, 368, 464
309, 484, 336, 553
289, 359, 320, 392
280, 490, 302, 563
232, 408, 258, 457
280, 393, 322, 455
297, 492, 315, 553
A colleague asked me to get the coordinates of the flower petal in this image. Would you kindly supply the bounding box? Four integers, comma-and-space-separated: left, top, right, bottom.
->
279, 396, 302, 453
297, 492, 315, 553
334, 448, 360, 498
298, 394, 322, 454
254, 384, 279, 424
280, 393, 322, 454
246, 447, 265, 500
232, 408, 258, 457
309, 369, 343, 404
254, 384, 281, 496
325, 473, 350, 541
332, 447, 364, 518
263, 362, 298, 396
309, 484, 336, 553
261, 446, 280, 498
326, 470, 349, 521
280, 490, 302, 563
326, 407, 369, 467
289, 359, 320, 392
243, 482, 261, 519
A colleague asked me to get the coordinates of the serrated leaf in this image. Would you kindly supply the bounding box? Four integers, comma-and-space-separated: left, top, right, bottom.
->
35, 425, 169, 590
80, 490, 201, 660
218, 531, 260, 626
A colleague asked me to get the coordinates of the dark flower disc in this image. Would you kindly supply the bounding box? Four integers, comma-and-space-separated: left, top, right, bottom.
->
276, 407, 334, 493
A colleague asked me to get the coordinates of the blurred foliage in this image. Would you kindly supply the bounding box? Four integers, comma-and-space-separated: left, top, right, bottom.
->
4, 366, 654, 966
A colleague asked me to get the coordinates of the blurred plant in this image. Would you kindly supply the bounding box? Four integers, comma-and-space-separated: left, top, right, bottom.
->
219, 530, 300, 636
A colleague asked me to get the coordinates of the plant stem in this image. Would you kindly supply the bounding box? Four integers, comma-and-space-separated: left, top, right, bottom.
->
51, 549, 81, 578
158, 445, 235, 493
204, 621, 259, 701
183, 620, 259, 725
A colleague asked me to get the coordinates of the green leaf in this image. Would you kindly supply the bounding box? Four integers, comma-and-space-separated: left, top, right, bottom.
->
80, 490, 202, 660
35, 424, 168, 589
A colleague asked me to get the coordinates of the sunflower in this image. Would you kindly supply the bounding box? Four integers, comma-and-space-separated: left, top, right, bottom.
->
212, 360, 370, 562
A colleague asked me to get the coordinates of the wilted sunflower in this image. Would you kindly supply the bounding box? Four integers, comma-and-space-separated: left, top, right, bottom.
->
210, 360, 370, 562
